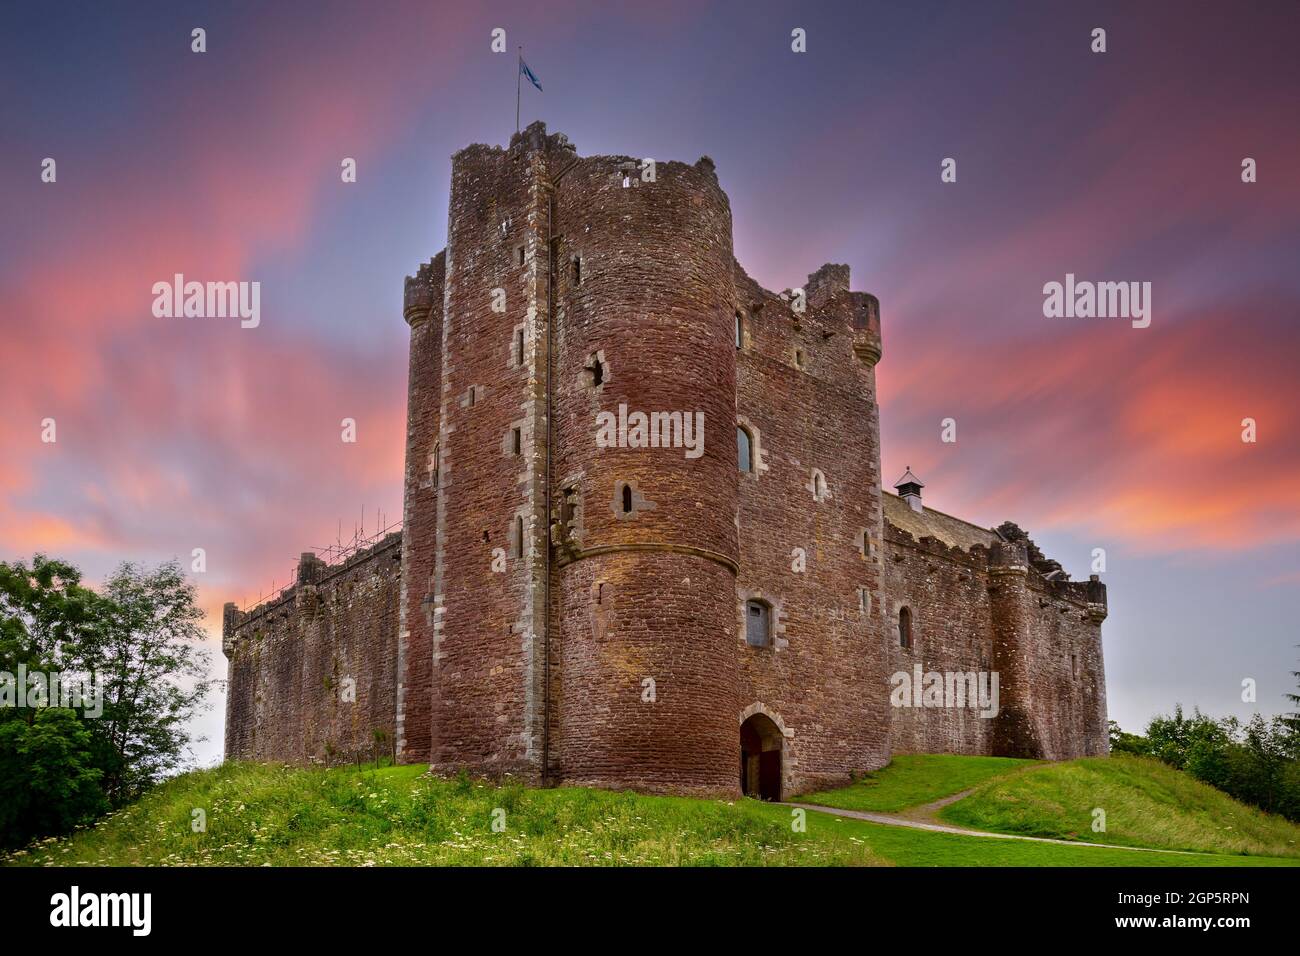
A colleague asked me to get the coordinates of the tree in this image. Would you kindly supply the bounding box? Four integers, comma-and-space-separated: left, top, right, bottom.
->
1107, 720, 1149, 756
1284, 646, 1300, 738
87, 560, 215, 804
1144, 705, 1227, 769
0, 555, 107, 689
0, 708, 107, 849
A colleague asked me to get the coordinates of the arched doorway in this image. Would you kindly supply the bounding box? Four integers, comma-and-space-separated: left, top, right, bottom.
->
740, 713, 783, 800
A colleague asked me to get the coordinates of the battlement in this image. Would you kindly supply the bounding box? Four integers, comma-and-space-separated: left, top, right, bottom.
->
222, 530, 402, 656
403, 251, 445, 325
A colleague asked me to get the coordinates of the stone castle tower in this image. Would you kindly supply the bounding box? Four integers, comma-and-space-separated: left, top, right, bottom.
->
222, 125, 1108, 798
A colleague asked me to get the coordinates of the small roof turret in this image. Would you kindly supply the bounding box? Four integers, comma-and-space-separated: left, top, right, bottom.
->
893, 466, 925, 512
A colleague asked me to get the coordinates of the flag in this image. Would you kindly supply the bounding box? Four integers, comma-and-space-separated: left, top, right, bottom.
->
520, 58, 543, 92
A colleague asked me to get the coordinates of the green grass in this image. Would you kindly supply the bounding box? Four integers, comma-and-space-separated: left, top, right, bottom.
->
6, 755, 1298, 867
807, 815, 1295, 866
938, 754, 1300, 858
2, 762, 885, 867
801, 754, 1034, 812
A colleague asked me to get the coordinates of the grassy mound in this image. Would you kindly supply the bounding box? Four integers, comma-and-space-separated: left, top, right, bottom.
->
939, 754, 1300, 858
2, 762, 883, 867
7, 755, 1297, 867
802, 754, 1033, 812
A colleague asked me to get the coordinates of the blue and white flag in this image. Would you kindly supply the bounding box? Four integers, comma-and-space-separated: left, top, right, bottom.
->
520, 58, 543, 92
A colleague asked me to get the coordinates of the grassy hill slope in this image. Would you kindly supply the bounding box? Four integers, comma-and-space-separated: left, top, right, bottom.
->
2, 763, 883, 866
5, 756, 1297, 867
801, 754, 1034, 812
937, 754, 1300, 858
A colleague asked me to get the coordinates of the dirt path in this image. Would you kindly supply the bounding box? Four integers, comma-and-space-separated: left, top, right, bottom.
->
782, 802, 1203, 856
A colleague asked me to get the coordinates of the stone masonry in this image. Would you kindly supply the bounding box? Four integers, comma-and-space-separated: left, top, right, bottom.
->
223, 124, 1109, 798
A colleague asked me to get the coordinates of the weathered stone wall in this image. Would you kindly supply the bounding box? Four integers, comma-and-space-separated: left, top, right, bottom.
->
734, 262, 891, 795
222, 534, 401, 763
549, 149, 741, 796
396, 251, 444, 763
882, 525, 996, 756
882, 513, 1108, 759
423, 130, 554, 780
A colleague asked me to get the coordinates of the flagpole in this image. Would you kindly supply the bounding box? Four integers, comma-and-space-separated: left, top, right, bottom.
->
516, 46, 521, 134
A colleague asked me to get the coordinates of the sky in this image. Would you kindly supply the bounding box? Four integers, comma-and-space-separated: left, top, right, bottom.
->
1, 1, 1297, 768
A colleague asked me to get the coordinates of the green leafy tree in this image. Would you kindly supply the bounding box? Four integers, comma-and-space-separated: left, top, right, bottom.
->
88, 560, 215, 804
1107, 720, 1149, 756
0, 708, 107, 849
1144, 705, 1227, 769
1284, 646, 1300, 738
0, 555, 107, 684
1, 555, 215, 846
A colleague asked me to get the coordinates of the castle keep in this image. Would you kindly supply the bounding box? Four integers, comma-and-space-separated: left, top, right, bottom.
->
222, 125, 1108, 799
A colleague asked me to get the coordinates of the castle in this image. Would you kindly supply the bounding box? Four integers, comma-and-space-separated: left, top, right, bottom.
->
222, 124, 1109, 800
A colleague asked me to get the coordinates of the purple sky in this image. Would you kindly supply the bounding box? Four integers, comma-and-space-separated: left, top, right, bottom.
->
2, 1, 1297, 765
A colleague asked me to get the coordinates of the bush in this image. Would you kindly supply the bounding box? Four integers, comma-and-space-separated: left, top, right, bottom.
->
0, 709, 108, 849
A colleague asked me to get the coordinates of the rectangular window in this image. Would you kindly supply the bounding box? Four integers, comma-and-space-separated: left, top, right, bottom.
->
745, 600, 771, 648
515, 327, 525, 365
511, 427, 522, 456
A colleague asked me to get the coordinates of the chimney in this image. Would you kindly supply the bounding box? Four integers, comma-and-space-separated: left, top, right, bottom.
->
893, 466, 925, 512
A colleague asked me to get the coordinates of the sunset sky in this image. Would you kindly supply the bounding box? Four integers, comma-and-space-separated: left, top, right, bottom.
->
2, 1, 1297, 766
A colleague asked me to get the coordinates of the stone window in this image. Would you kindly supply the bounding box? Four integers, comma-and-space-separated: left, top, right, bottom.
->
859, 588, 871, 614
809, 468, 829, 501
898, 606, 913, 649
611, 479, 655, 520
573, 256, 582, 285
735, 312, 744, 349
737, 427, 753, 473
427, 441, 440, 489
1071, 653, 1078, 679
515, 327, 526, 365
468, 386, 477, 407
745, 599, 772, 648
516, 245, 526, 266
511, 426, 522, 456
794, 348, 806, 369
512, 515, 525, 559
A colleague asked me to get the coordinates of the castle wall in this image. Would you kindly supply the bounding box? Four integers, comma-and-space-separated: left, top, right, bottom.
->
548, 151, 741, 795
222, 535, 401, 763
882, 527, 996, 756
1019, 576, 1109, 758
881, 520, 1108, 759
396, 251, 445, 763
734, 265, 891, 794
424, 134, 554, 778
